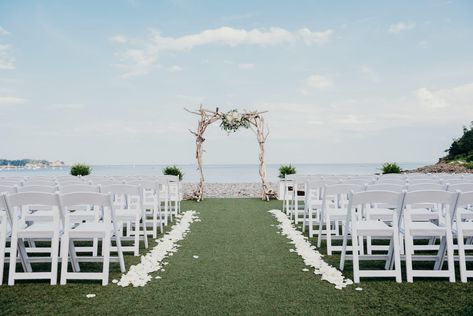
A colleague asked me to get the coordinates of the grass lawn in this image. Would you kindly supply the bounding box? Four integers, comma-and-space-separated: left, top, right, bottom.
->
1, 198, 473, 315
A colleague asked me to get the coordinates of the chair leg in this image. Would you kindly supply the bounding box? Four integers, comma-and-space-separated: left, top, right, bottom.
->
134, 219, 140, 256
115, 235, 126, 273
69, 240, 80, 273
366, 236, 372, 255
352, 230, 360, 283
159, 207, 164, 234
308, 209, 313, 238
340, 229, 349, 271
327, 220, 333, 255
50, 231, 60, 285
102, 234, 111, 286
392, 232, 402, 283
446, 231, 455, 283
8, 233, 19, 286
458, 232, 468, 283
317, 215, 324, 248
92, 238, 98, 257
152, 209, 157, 239
142, 216, 148, 249
0, 228, 6, 285
60, 233, 70, 285
405, 231, 414, 283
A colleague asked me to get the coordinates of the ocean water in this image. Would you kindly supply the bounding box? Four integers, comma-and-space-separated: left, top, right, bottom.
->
0, 163, 429, 182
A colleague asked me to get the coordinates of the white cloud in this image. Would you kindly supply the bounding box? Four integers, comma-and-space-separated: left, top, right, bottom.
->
388, 21, 416, 33
43, 103, 85, 110
304, 74, 333, 90
358, 65, 379, 82
416, 88, 448, 109
168, 65, 183, 72
298, 28, 333, 45
113, 26, 333, 77
0, 96, 27, 107
238, 63, 255, 70
0, 26, 9, 37
416, 82, 473, 111
0, 44, 15, 70
110, 35, 128, 44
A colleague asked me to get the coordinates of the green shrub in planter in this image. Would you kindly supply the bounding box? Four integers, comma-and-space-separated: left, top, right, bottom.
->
279, 164, 296, 179
70, 163, 91, 176
163, 165, 183, 180
381, 162, 402, 174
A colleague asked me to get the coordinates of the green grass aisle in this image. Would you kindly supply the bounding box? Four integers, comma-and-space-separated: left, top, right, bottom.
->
1, 198, 473, 315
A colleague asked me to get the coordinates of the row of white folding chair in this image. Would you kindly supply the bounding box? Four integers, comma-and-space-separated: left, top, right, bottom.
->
1, 183, 148, 271
340, 189, 473, 283
21, 183, 150, 255
365, 183, 473, 254
2, 180, 169, 239
339, 190, 453, 283
310, 182, 473, 254
1, 191, 126, 285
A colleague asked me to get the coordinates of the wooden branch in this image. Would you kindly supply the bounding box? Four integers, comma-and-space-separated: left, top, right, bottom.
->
186, 106, 271, 201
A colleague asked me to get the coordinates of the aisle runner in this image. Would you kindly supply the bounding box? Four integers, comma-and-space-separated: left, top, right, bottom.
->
117, 210, 200, 287
269, 210, 352, 289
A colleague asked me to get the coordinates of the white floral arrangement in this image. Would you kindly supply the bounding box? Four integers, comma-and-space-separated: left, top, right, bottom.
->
220, 109, 250, 133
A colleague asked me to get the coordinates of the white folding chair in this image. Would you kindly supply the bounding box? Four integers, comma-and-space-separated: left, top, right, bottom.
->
4, 192, 62, 285
453, 191, 473, 282
364, 184, 405, 255
317, 184, 364, 255
402, 190, 459, 282
340, 190, 404, 283
156, 178, 170, 226
304, 179, 339, 237
160, 175, 182, 218
291, 176, 310, 225
60, 184, 101, 255
0, 195, 8, 285
59, 192, 125, 285
128, 180, 163, 238
101, 184, 148, 256
448, 183, 473, 192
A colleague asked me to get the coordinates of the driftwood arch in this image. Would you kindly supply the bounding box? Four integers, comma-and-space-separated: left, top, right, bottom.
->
186, 105, 274, 201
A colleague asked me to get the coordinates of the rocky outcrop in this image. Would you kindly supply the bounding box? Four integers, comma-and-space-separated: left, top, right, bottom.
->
407, 163, 473, 174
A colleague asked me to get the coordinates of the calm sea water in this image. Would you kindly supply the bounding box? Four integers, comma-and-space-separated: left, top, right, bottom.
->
0, 163, 429, 183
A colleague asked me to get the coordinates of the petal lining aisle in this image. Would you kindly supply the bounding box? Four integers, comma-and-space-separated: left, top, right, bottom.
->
117, 210, 199, 287
269, 209, 353, 289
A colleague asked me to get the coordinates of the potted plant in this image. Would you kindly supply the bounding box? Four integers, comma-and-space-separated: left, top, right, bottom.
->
70, 163, 91, 176
278, 164, 296, 200
163, 165, 184, 180
381, 162, 402, 174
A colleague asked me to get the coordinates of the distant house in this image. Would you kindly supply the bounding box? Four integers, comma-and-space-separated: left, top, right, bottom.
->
50, 160, 65, 168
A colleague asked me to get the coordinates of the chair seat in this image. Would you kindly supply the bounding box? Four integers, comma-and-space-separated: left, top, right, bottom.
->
367, 208, 394, 221
69, 210, 98, 222
69, 222, 112, 237
408, 222, 446, 236
357, 220, 393, 236
326, 209, 347, 220
308, 200, 322, 208
409, 208, 440, 221
115, 209, 141, 220
459, 222, 473, 235
18, 222, 60, 237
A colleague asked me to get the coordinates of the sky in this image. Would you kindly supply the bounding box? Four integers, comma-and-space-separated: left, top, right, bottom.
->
0, 0, 472, 165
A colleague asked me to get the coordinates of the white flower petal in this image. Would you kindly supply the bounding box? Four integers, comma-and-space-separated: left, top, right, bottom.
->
117, 210, 199, 287
269, 209, 352, 289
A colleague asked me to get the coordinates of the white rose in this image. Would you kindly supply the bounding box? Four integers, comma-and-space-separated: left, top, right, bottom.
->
225, 114, 234, 124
